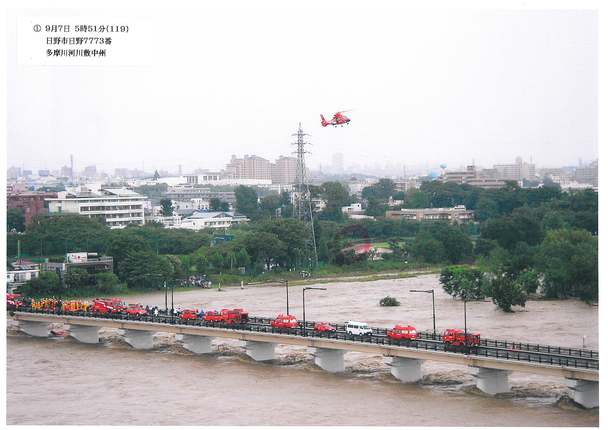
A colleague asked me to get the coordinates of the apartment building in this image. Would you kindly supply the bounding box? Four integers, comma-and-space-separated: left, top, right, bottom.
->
493, 157, 536, 181
443, 165, 507, 189
226, 154, 302, 185
226, 155, 272, 180
271, 156, 298, 185
46, 188, 147, 228
163, 186, 236, 204
443, 165, 478, 184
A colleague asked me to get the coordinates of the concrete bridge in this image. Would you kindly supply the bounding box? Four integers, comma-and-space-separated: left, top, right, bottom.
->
11, 311, 599, 409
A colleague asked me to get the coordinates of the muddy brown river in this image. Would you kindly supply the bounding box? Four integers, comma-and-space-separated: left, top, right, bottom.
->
6, 274, 599, 426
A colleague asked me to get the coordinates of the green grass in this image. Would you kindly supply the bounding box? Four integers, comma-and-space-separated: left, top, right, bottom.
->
209, 260, 442, 286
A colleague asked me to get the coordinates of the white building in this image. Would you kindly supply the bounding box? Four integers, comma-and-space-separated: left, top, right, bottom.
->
212, 178, 272, 186
493, 157, 536, 181
47, 188, 147, 229
172, 198, 211, 212
148, 214, 183, 228
387, 197, 404, 207
349, 214, 375, 220
7, 269, 40, 292
442, 166, 507, 189
554, 181, 597, 192
466, 178, 507, 189
385, 205, 474, 223
183, 173, 271, 187
341, 203, 363, 214
310, 197, 327, 213
443, 165, 478, 184
177, 211, 249, 231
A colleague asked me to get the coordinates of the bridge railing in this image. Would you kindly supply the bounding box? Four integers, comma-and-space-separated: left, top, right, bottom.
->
12, 308, 598, 370
415, 331, 597, 360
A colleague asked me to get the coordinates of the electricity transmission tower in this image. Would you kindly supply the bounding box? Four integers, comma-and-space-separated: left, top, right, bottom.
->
292, 122, 318, 268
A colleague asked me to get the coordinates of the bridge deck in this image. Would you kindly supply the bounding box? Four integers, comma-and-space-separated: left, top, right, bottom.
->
10, 311, 598, 382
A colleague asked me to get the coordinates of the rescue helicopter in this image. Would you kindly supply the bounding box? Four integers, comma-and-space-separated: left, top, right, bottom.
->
320, 111, 351, 127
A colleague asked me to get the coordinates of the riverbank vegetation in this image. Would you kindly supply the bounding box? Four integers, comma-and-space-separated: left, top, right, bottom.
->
9, 181, 597, 306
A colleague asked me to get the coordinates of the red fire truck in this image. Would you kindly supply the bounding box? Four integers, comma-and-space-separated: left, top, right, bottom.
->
125, 303, 148, 317
313, 322, 336, 333
271, 314, 299, 329
204, 308, 249, 325
387, 324, 418, 341
179, 309, 200, 320
442, 328, 480, 350
91, 298, 125, 314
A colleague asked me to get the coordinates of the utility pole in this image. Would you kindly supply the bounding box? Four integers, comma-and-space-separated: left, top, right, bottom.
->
292, 122, 318, 268
285, 280, 290, 315
164, 280, 168, 313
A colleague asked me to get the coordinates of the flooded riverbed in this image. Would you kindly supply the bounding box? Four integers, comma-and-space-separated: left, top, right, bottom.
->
6, 274, 599, 426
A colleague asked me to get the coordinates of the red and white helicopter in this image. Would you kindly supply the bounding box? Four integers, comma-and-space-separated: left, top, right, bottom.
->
320, 110, 351, 127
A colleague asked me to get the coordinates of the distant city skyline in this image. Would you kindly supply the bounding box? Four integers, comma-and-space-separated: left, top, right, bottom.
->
7, 152, 598, 179
7, 146, 599, 176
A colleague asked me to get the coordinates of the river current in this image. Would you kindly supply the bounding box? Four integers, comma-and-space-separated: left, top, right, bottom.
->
6, 274, 599, 426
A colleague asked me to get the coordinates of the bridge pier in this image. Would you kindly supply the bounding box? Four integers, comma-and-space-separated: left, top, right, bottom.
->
68, 325, 100, 344
566, 379, 599, 409
178, 334, 213, 354
19, 320, 49, 337
474, 367, 511, 395
388, 357, 423, 383
245, 341, 275, 361
313, 348, 345, 373
123, 330, 155, 350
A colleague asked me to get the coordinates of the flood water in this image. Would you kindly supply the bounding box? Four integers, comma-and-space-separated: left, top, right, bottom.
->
6, 274, 599, 426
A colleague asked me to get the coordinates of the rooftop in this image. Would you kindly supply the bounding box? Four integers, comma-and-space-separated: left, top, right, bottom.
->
398, 205, 470, 212
49, 188, 146, 200
188, 211, 247, 220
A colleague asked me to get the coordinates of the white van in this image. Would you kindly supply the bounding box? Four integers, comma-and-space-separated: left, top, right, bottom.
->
345, 321, 373, 336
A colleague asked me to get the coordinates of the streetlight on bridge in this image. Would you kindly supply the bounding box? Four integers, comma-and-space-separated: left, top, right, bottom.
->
410, 289, 436, 336
302, 287, 326, 336
284, 280, 290, 315
463, 295, 468, 346
143, 273, 167, 313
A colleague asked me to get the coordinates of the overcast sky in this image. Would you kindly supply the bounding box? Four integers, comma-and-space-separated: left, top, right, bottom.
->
7, 5, 598, 173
